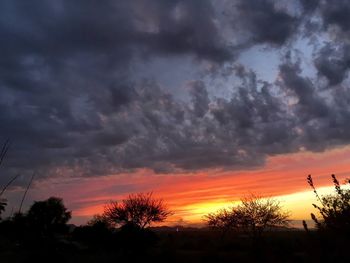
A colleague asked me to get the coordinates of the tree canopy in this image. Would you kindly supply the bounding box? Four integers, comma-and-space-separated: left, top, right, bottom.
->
27, 197, 71, 233
102, 192, 172, 229
206, 195, 289, 238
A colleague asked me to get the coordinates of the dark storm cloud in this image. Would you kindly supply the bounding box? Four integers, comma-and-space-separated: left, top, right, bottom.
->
299, 0, 319, 14
211, 67, 297, 156
314, 44, 350, 86
277, 57, 350, 152
278, 60, 329, 121
0, 0, 232, 180
1, 0, 350, 185
188, 81, 210, 118
301, 0, 350, 86
233, 0, 300, 46
138, 0, 233, 62
320, 0, 350, 33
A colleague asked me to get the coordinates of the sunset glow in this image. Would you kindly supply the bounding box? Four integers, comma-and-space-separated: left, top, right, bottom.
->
10, 145, 347, 227
2, 0, 350, 232
3, 2, 350, 262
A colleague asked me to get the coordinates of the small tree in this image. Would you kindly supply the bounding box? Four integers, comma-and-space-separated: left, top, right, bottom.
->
307, 174, 350, 232
206, 195, 289, 239
235, 195, 290, 239
205, 208, 238, 238
73, 214, 113, 247
27, 197, 71, 234
87, 214, 112, 229
102, 192, 172, 229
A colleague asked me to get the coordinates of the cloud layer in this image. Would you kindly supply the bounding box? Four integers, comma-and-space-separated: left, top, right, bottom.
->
1, 0, 350, 184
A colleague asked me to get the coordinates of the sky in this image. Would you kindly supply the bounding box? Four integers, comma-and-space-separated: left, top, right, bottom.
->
1, 0, 350, 226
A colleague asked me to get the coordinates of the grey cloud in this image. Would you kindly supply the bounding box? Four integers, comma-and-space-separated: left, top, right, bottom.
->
233, 0, 300, 46
300, 0, 350, 86
299, 0, 319, 14
2, 0, 350, 186
138, 0, 233, 62
320, 0, 350, 33
188, 81, 209, 118
277, 58, 350, 152
278, 60, 329, 121
314, 44, 350, 86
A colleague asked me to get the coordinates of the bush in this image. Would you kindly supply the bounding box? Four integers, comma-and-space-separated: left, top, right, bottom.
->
27, 197, 71, 236
206, 195, 289, 239
307, 174, 350, 232
102, 192, 172, 229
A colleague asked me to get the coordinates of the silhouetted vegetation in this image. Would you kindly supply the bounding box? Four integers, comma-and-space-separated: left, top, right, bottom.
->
206, 195, 290, 240
1, 176, 350, 262
72, 215, 115, 250
0, 199, 6, 220
102, 192, 172, 229
301, 174, 350, 262
26, 197, 71, 236
307, 174, 350, 232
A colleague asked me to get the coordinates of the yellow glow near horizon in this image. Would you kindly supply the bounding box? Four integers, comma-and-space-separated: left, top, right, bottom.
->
279, 184, 350, 219
178, 200, 237, 222
28, 144, 350, 226
169, 185, 347, 225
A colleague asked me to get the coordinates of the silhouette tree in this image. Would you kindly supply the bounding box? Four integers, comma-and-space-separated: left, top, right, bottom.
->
236, 195, 290, 239
87, 214, 112, 229
307, 174, 350, 232
206, 195, 289, 239
102, 192, 172, 229
72, 214, 114, 248
205, 208, 238, 238
27, 197, 71, 235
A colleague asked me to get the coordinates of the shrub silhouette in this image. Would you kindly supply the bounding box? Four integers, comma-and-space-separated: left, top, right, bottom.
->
119, 221, 158, 250
73, 216, 114, 249
205, 208, 238, 238
87, 214, 112, 229
206, 195, 289, 239
307, 174, 350, 232
102, 192, 172, 229
27, 197, 71, 236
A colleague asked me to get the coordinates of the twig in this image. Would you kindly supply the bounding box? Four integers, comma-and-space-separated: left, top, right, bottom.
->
19, 172, 35, 214
0, 173, 21, 197
0, 139, 10, 167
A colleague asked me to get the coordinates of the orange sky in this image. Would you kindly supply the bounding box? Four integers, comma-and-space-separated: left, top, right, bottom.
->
9, 145, 350, 227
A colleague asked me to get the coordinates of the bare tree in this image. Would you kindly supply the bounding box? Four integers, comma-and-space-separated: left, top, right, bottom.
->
235, 195, 290, 239
87, 214, 112, 229
205, 195, 289, 239
205, 208, 239, 238
102, 192, 172, 229
206, 208, 237, 230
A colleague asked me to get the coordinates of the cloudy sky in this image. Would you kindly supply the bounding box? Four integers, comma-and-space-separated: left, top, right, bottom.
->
1, 0, 350, 224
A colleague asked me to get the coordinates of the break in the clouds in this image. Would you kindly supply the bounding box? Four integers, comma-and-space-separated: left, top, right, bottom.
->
1, 0, 350, 183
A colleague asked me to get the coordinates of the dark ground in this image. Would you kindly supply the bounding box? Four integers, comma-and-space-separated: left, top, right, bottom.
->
1, 227, 348, 263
